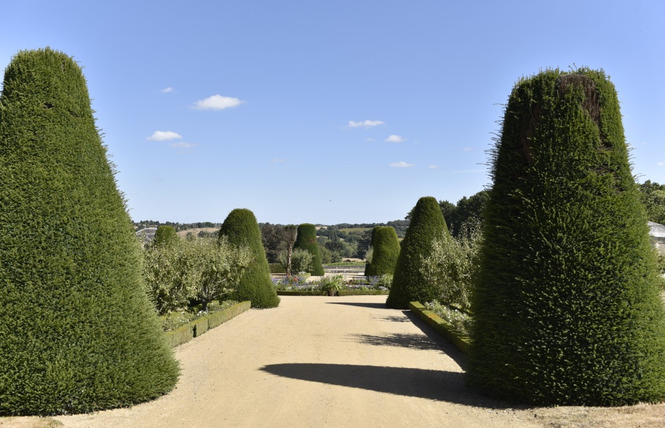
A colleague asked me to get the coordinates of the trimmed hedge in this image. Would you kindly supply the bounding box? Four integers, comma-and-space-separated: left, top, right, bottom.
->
164, 301, 251, 347
0, 48, 179, 416
365, 226, 400, 277
409, 302, 470, 354
294, 223, 324, 275
469, 69, 665, 406
386, 196, 448, 309
219, 209, 280, 308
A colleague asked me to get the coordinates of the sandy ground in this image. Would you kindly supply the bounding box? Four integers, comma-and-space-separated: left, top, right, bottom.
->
3, 295, 665, 428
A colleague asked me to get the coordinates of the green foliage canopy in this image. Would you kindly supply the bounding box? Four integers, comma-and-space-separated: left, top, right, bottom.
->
0, 48, 178, 415
219, 209, 280, 308
293, 223, 324, 275
365, 226, 400, 277
469, 69, 665, 406
386, 196, 448, 308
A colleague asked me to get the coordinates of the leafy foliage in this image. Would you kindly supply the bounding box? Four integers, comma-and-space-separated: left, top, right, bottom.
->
279, 247, 313, 275
293, 223, 324, 275
469, 69, 665, 406
365, 226, 400, 277
0, 48, 178, 415
153, 225, 178, 247
420, 227, 481, 312
143, 237, 252, 314
639, 180, 665, 224
386, 196, 448, 308
219, 209, 280, 308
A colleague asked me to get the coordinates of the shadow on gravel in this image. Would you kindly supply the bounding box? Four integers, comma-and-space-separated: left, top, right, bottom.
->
351, 332, 445, 352
261, 363, 512, 409
326, 301, 387, 309
403, 310, 469, 369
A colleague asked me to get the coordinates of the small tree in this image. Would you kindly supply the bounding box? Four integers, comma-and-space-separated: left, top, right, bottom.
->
0, 48, 178, 415
284, 225, 297, 276
219, 209, 280, 308
365, 226, 400, 277
469, 69, 665, 405
153, 225, 178, 247
293, 223, 324, 275
280, 247, 313, 275
386, 196, 448, 309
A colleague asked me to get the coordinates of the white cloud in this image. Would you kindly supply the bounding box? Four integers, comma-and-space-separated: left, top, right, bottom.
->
463, 147, 473, 152
170, 142, 196, 149
385, 135, 405, 143
147, 130, 182, 141
161, 87, 174, 93
428, 165, 439, 169
348, 119, 384, 128
658, 162, 665, 166
192, 94, 244, 110
389, 161, 414, 168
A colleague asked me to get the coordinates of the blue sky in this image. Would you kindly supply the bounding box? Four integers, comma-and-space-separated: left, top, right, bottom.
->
2, 1, 665, 225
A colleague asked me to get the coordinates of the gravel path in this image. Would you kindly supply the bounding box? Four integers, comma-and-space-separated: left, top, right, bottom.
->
4, 295, 665, 427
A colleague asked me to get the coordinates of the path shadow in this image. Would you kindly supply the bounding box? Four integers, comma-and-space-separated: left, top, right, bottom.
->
380, 315, 411, 323
261, 363, 513, 409
403, 310, 469, 369
350, 332, 445, 352
326, 301, 387, 309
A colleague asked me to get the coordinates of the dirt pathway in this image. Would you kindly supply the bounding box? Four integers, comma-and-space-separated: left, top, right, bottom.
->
4, 295, 665, 427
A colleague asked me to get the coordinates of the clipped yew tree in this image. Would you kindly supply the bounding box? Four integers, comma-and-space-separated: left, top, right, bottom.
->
153, 225, 178, 246
386, 196, 447, 308
365, 226, 400, 277
293, 223, 324, 275
469, 68, 665, 405
219, 209, 280, 308
0, 48, 179, 415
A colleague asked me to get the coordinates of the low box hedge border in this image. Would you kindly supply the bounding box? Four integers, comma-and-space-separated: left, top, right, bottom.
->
164, 301, 251, 348
409, 301, 471, 355
277, 289, 389, 296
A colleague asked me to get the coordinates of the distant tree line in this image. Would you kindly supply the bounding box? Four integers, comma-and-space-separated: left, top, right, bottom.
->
134, 220, 220, 231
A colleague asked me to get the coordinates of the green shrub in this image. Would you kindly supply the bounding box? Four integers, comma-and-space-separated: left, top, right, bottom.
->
293, 223, 324, 275
219, 209, 280, 308
0, 48, 179, 415
269, 263, 286, 274
279, 247, 313, 275
469, 68, 665, 406
420, 228, 481, 312
365, 226, 400, 277
386, 196, 448, 308
153, 225, 178, 247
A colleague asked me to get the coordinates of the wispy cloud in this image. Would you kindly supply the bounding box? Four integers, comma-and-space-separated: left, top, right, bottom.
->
192, 94, 244, 110
463, 147, 473, 152
147, 130, 182, 141
385, 135, 405, 143
658, 162, 665, 166
160, 87, 174, 93
365, 138, 376, 143
348, 119, 384, 128
389, 161, 414, 168
170, 142, 196, 149
271, 158, 286, 163
428, 165, 439, 169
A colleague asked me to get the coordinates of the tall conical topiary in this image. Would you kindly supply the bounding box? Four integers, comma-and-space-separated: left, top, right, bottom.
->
0, 48, 179, 415
219, 209, 280, 308
293, 223, 324, 276
386, 196, 447, 308
365, 226, 400, 277
153, 225, 178, 246
468, 68, 665, 406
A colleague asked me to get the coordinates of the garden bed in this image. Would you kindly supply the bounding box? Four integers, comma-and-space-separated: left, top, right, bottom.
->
164, 301, 251, 348
409, 301, 471, 354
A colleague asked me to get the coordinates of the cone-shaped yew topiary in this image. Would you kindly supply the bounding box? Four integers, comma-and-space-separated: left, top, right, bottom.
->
153, 225, 178, 247
219, 208, 280, 308
293, 223, 324, 276
386, 196, 448, 308
468, 68, 665, 406
365, 226, 400, 277
0, 48, 179, 416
